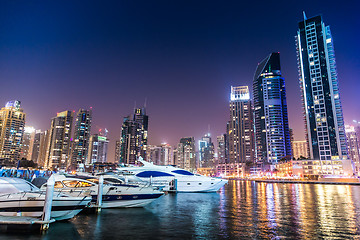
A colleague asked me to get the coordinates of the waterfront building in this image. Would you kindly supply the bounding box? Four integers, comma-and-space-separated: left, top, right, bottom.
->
46, 111, 73, 170
147, 145, 161, 165
133, 108, 148, 160
147, 143, 173, 166
253, 53, 292, 164
20, 126, 36, 160
115, 140, 121, 162
71, 109, 92, 168
228, 86, 254, 165
160, 143, 173, 165
119, 108, 148, 164
198, 133, 215, 168
296, 14, 347, 161
0, 100, 26, 163
345, 125, 360, 174
293, 140, 309, 159
176, 137, 196, 171
217, 134, 227, 164
88, 134, 109, 164
31, 130, 49, 167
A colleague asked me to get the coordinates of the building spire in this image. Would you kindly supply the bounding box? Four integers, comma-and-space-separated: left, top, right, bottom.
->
303, 11, 307, 20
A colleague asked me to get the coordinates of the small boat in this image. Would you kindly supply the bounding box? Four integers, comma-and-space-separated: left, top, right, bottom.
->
41, 174, 164, 208
0, 177, 91, 221
117, 159, 228, 192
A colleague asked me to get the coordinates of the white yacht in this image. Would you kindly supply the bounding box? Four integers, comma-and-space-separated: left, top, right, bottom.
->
117, 160, 228, 192
0, 177, 91, 221
42, 174, 164, 208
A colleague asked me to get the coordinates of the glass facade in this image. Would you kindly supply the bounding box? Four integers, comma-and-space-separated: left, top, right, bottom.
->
253, 53, 292, 164
296, 14, 347, 160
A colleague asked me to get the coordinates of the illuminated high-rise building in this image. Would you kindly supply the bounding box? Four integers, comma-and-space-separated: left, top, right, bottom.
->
31, 130, 49, 167
217, 134, 227, 164
46, 111, 73, 170
176, 137, 196, 171
228, 86, 254, 164
88, 134, 109, 164
119, 108, 148, 164
292, 140, 309, 159
198, 133, 215, 168
345, 125, 360, 173
115, 140, 121, 162
0, 100, 26, 163
20, 126, 36, 160
71, 109, 92, 167
296, 14, 347, 160
253, 53, 292, 164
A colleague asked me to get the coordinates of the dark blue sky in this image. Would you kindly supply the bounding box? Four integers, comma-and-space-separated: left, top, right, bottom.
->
1, 1, 359, 161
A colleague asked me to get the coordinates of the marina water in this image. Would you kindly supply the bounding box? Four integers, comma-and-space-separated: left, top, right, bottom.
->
2, 180, 360, 239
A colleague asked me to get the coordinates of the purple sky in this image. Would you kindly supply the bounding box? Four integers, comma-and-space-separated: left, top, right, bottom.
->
1, 1, 359, 162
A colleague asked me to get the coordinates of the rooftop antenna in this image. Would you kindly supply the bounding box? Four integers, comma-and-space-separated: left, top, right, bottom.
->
208, 124, 211, 136
303, 11, 307, 20
144, 98, 147, 114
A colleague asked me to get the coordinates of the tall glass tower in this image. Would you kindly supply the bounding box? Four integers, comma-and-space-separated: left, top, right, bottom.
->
228, 86, 254, 164
296, 13, 347, 160
253, 53, 291, 164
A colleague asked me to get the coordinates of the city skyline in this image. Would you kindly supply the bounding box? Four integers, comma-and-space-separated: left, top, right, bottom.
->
1, 1, 359, 161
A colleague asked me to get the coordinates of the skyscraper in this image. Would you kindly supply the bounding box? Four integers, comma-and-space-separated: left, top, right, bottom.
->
228, 86, 254, 164
296, 14, 347, 160
119, 108, 148, 164
31, 130, 49, 167
0, 100, 26, 163
198, 133, 215, 168
345, 125, 360, 173
88, 134, 109, 164
46, 111, 73, 170
292, 140, 309, 159
20, 126, 35, 160
176, 137, 196, 171
217, 134, 227, 164
253, 53, 292, 164
71, 109, 92, 168
115, 140, 121, 162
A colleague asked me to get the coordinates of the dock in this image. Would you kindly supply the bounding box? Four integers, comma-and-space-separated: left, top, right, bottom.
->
0, 216, 55, 232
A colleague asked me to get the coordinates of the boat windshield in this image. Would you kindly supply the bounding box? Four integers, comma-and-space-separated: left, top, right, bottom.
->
171, 170, 194, 176
0, 177, 39, 194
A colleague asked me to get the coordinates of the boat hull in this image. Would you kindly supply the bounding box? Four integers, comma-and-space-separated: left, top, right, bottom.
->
0, 195, 91, 221
91, 193, 164, 208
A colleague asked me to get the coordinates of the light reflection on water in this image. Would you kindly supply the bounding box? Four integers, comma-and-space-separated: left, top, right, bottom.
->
1, 180, 360, 239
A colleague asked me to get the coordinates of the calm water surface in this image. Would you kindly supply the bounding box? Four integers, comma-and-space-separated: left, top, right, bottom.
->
2, 180, 360, 239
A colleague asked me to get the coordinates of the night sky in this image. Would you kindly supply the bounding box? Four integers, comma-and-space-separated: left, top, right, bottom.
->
1, 1, 359, 161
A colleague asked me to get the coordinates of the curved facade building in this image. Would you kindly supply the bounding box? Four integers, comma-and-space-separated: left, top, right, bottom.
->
253, 53, 292, 164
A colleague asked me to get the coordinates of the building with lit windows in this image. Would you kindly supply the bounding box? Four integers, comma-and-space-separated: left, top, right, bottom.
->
0, 100, 26, 163
198, 133, 215, 168
46, 111, 73, 170
228, 86, 254, 164
119, 108, 148, 164
31, 130, 49, 167
176, 137, 196, 171
296, 14, 347, 161
88, 134, 109, 164
253, 53, 292, 164
20, 126, 36, 160
345, 125, 360, 174
71, 109, 92, 168
292, 140, 309, 159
